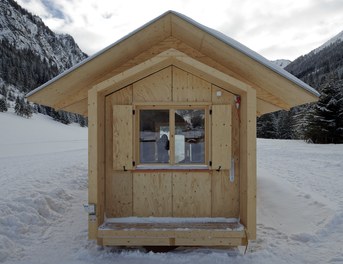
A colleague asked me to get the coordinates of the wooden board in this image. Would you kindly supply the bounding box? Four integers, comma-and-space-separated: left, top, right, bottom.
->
88, 89, 105, 243
105, 87, 132, 218
211, 171, 239, 217
257, 98, 282, 116
133, 172, 172, 216
172, 172, 211, 217
88, 89, 98, 240
133, 67, 172, 102
106, 171, 133, 217
239, 87, 257, 240
172, 66, 211, 102
112, 105, 133, 170
99, 219, 246, 246
102, 237, 245, 246
211, 104, 232, 170
100, 221, 243, 234
211, 85, 240, 218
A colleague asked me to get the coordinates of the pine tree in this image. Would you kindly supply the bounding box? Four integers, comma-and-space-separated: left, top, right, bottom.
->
23, 100, 33, 118
79, 117, 87, 127
14, 96, 24, 116
274, 110, 295, 139
0, 97, 8, 112
0, 85, 7, 97
14, 96, 32, 118
257, 113, 277, 138
54, 110, 71, 124
304, 77, 343, 143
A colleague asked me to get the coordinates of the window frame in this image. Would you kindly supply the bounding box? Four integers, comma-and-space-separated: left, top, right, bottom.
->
134, 103, 210, 169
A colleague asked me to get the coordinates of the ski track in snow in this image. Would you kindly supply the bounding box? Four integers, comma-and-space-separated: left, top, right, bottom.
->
1, 113, 343, 263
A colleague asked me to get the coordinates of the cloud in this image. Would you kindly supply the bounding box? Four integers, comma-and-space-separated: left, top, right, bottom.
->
16, 0, 343, 60
41, 0, 65, 19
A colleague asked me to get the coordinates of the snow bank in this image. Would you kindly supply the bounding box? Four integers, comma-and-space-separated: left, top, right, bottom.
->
0, 112, 88, 262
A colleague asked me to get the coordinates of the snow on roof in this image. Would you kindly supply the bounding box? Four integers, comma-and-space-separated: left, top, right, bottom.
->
27, 10, 319, 98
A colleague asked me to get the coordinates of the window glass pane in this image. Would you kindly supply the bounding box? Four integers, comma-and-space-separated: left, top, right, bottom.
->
175, 109, 205, 164
140, 110, 170, 163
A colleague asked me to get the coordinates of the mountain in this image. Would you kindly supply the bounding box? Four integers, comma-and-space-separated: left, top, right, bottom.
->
285, 32, 343, 90
258, 30, 343, 143
271, 59, 291, 69
0, 0, 87, 125
313, 30, 343, 55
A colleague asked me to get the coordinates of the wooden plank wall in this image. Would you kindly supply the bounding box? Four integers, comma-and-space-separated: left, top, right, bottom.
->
105, 66, 240, 219
173, 67, 211, 102
133, 172, 172, 216
173, 172, 211, 217
133, 67, 172, 102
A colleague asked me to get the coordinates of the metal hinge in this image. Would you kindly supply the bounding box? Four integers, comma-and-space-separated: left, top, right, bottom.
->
132, 161, 136, 166
133, 109, 135, 115
209, 161, 212, 166
209, 109, 212, 115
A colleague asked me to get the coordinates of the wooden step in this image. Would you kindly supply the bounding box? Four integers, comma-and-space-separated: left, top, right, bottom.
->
98, 218, 247, 246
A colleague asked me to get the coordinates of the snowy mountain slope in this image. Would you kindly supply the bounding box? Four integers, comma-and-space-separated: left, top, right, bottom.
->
0, 0, 88, 127
0, 0, 87, 71
313, 30, 343, 55
1, 112, 343, 263
271, 59, 291, 69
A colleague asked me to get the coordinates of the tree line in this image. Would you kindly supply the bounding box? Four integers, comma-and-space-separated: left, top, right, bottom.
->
257, 40, 343, 144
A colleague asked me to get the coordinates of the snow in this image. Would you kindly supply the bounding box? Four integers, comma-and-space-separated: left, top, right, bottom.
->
1, 111, 343, 263
271, 59, 291, 69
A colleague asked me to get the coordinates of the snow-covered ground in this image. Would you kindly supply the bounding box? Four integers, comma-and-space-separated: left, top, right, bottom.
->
1, 111, 343, 263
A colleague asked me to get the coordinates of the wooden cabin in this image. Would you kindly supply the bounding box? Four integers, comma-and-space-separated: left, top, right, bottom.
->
27, 11, 319, 247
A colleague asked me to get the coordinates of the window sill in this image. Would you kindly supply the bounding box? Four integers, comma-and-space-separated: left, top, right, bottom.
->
135, 164, 209, 171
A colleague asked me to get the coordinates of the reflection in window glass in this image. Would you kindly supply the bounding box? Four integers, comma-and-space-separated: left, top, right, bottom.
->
140, 110, 170, 163
175, 110, 205, 164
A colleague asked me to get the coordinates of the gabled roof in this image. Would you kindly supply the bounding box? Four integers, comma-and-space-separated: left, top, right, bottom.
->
27, 11, 319, 116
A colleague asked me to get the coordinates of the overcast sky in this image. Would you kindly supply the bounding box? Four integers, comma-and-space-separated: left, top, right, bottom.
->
16, 0, 343, 61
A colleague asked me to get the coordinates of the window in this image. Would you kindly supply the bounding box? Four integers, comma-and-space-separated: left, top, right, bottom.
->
139, 110, 170, 164
174, 109, 205, 164
138, 107, 206, 166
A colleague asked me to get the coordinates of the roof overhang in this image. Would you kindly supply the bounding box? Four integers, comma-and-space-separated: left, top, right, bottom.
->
27, 11, 319, 116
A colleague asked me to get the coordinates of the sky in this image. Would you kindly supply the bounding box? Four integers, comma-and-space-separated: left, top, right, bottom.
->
16, 0, 343, 61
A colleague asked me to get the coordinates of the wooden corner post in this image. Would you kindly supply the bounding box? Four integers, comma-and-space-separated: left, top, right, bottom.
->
88, 88, 105, 243
239, 87, 257, 240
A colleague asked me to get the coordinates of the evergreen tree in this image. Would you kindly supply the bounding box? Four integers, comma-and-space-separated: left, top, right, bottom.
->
14, 96, 33, 118
79, 117, 87, 127
23, 100, 33, 118
276, 110, 295, 139
303, 77, 343, 143
292, 106, 309, 140
0, 97, 8, 112
257, 113, 277, 138
54, 110, 71, 124
0, 85, 7, 97
14, 96, 24, 116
